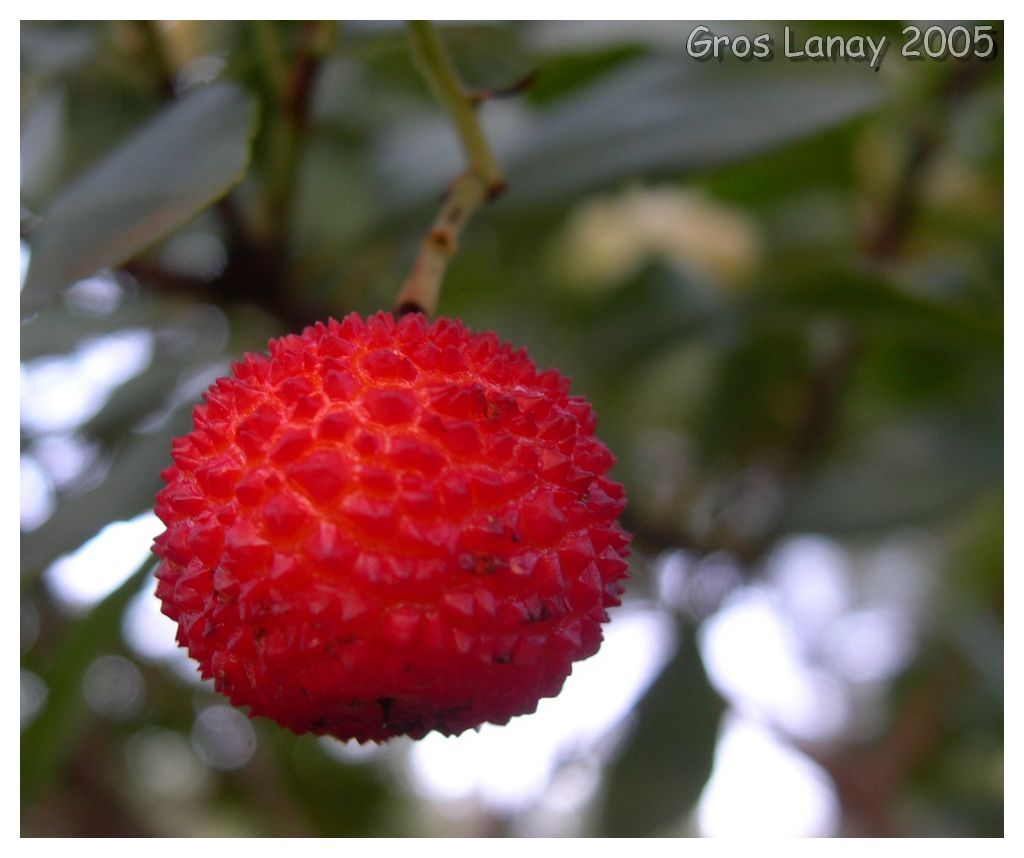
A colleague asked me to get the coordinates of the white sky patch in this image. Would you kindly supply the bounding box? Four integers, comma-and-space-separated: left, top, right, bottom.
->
319, 735, 388, 765
699, 586, 848, 742
21, 328, 154, 434
697, 712, 840, 837
64, 274, 124, 315
30, 433, 101, 490
827, 606, 916, 684
406, 606, 675, 812
123, 584, 182, 661
767, 535, 852, 642
44, 511, 162, 613
123, 582, 207, 686
20, 453, 55, 531
20, 242, 30, 289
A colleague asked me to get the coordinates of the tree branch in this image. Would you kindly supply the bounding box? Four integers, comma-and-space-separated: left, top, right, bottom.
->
395, 21, 506, 316
262, 21, 336, 241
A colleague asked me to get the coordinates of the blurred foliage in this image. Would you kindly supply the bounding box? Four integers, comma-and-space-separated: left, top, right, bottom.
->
20, 20, 1002, 837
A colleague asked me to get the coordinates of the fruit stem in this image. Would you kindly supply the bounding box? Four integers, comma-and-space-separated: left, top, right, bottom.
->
396, 21, 506, 316
407, 20, 504, 191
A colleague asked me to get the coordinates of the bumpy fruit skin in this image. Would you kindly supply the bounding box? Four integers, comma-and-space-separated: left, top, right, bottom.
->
153, 311, 630, 742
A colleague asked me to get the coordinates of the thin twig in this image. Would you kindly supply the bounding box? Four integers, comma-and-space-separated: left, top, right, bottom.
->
251, 21, 290, 101
406, 20, 503, 190
396, 173, 489, 316
263, 21, 335, 239
395, 21, 506, 316
468, 69, 540, 107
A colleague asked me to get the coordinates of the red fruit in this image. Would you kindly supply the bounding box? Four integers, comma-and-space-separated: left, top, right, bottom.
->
153, 311, 630, 742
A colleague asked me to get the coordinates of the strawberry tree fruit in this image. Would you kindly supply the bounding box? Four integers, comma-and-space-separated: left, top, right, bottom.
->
153, 311, 630, 742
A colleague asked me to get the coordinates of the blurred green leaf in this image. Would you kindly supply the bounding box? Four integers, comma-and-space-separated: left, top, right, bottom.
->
20, 86, 68, 207
23, 81, 258, 310
79, 360, 194, 446
20, 407, 192, 578
20, 556, 155, 805
779, 406, 1002, 534
597, 629, 723, 836
694, 321, 809, 465
20, 21, 99, 77
760, 271, 1002, 349
526, 44, 648, 105
503, 54, 886, 208
269, 734, 393, 836
374, 53, 886, 216
77, 307, 230, 445
549, 263, 728, 379
20, 294, 164, 361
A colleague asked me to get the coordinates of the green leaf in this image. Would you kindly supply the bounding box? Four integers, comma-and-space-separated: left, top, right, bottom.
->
20, 295, 165, 361
597, 628, 724, 836
268, 733, 392, 836
551, 263, 727, 378
502, 54, 886, 208
374, 52, 886, 217
22, 81, 258, 311
20, 86, 68, 208
20, 556, 155, 805
20, 21, 99, 77
20, 407, 192, 578
758, 272, 1003, 350
779, 406, 1003, 534
525, 44, 649, 105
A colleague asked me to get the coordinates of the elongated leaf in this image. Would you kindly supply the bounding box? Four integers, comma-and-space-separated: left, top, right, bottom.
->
375, 53, 885, 213
20, 557, 155, 804
780, 406, 1003, 534
20, 407, 192, 578
269, 733, 392, 836
20, 86, 67, 207
758, 272, 1003, 349
22, 82, 258, 310
20, 294, 167, 361
504, 56, 884, 208
597, 628, 724, 836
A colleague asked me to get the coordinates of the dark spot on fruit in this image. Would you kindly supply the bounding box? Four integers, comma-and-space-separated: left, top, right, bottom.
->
524, 598, 551, 624
324, 636, 356, 660
463, 553, 508, 576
